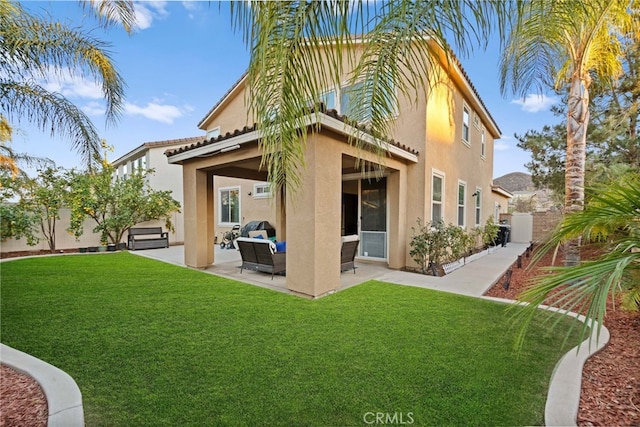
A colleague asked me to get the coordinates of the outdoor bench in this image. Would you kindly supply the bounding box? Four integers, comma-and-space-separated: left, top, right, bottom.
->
127, 227, 169, 250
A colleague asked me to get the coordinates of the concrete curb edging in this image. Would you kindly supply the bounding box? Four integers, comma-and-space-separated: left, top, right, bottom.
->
0, 343, 84, 427
482, 296, 610, 427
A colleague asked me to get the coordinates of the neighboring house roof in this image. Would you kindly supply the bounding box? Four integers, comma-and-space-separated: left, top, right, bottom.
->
491, 184, 513, 199
166, 107, 419, 164
197, 38, 501, 138
112, 136, 205, 166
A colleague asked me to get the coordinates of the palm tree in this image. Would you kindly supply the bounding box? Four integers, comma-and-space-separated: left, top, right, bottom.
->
229, 0, 509, 193
0, 0, 135, 170
499, 0, 638, 265
513, 178, 640, 349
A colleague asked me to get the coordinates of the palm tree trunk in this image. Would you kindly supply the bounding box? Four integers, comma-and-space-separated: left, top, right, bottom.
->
564, 74, 590, 266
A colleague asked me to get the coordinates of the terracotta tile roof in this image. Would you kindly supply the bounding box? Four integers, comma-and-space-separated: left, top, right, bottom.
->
165, 106, 419, 158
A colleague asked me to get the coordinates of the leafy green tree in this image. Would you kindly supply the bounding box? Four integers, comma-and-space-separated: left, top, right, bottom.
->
513, 178, 640, 349
0, 167, 68, 250
0, 0, 134, 169
67, 163, 181, 245
500, 0, 638, 264
229, 0, 509, 193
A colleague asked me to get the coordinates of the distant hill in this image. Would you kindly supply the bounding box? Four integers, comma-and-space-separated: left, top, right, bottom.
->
493, 172, 535, 193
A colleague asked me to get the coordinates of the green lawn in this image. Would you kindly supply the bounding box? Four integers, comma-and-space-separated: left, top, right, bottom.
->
1, 253, 580, 426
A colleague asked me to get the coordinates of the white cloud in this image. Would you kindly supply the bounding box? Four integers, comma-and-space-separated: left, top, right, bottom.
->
494, 141, 510, 151
40, 69, 103, 100
124, 101, 184, 123
82, 101, 106, 116
511, 94, 558, 113
133, 1, 169, 30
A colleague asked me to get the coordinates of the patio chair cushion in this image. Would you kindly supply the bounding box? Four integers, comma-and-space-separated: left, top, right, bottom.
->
275, 241, 286, 253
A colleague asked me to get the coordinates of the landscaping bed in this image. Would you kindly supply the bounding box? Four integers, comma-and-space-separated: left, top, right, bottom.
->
485, 246, 640, 426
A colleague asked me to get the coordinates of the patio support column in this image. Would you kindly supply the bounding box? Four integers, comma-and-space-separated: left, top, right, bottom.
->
387, 169, 408, 269
183, 166, 214, 268
286, 134, 342, 297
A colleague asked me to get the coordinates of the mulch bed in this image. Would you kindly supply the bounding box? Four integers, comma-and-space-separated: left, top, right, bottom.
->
1, 249, 79, 259
485, 245, 640, 426
0, 365, 47, 427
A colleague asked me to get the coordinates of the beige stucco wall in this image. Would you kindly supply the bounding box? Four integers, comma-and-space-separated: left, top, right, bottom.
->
191, 39, 503, 275
213, 176, 276, 241
1, 208, 112, 253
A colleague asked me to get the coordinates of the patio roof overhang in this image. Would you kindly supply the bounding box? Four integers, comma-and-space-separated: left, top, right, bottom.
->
166, 111, 419, 165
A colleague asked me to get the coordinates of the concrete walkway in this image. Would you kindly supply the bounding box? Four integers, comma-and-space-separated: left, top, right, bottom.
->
133, 243, 530, 298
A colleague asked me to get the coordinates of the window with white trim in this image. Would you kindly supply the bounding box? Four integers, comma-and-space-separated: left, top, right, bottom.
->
494, 202, 500, 222
253, 183, 272, 199
122, 163, 128, 180
432, 172, 444, 223
462, 104, 470, 145
457, 181, 466, 227
475, 187, 482, 226
320, 90, 336, 110
207, 127, 221, 140
133, 156, 146, 174
219, 187, 240, 225
481, 126, 486, 158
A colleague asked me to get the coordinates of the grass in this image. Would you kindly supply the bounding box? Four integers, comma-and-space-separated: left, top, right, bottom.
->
1, 253, 581, 426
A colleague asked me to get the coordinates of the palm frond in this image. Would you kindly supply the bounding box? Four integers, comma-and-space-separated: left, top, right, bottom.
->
79, 0, 136, 34
512, 179, 640, 352
0, 0, 126, 124
0, 80, 101, 168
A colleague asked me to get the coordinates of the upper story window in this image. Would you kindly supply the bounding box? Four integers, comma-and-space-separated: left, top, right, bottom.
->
431, 171, 444, 223
219, 187, 240, 225
133, 156, 146, 174
462, 104, 470, 146
253, 183, 272, 199
122, 163, 128, 180
207, 127, 221, 140
481, 126, 486, 158
340, 81, 367, 118
320, 90, 336, 110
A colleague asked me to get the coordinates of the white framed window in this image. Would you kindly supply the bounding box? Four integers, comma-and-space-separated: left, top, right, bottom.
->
457, 181, 466, 227
320, 89, 337, 110
207, 127, 221, 140
481, 126, 486, 159
431, 170, 445, 223
462, 104, 470, 146
218, 186, 241, 225
494, 202, 500, 222
475, 187, 482, 226
122, 163, 128, 180
253, 183, 272, 199
133, 156, 146, 174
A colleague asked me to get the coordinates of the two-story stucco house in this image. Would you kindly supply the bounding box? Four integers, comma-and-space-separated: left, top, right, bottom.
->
164, 37, 511, 298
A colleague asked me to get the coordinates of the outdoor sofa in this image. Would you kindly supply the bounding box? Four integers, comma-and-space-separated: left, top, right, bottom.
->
236, 237, 286, 279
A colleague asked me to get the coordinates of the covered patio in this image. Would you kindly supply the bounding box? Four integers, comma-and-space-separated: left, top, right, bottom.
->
166, 111, 418, 298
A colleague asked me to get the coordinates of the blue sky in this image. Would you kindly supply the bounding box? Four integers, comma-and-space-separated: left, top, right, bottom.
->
15, 1, 562, 179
